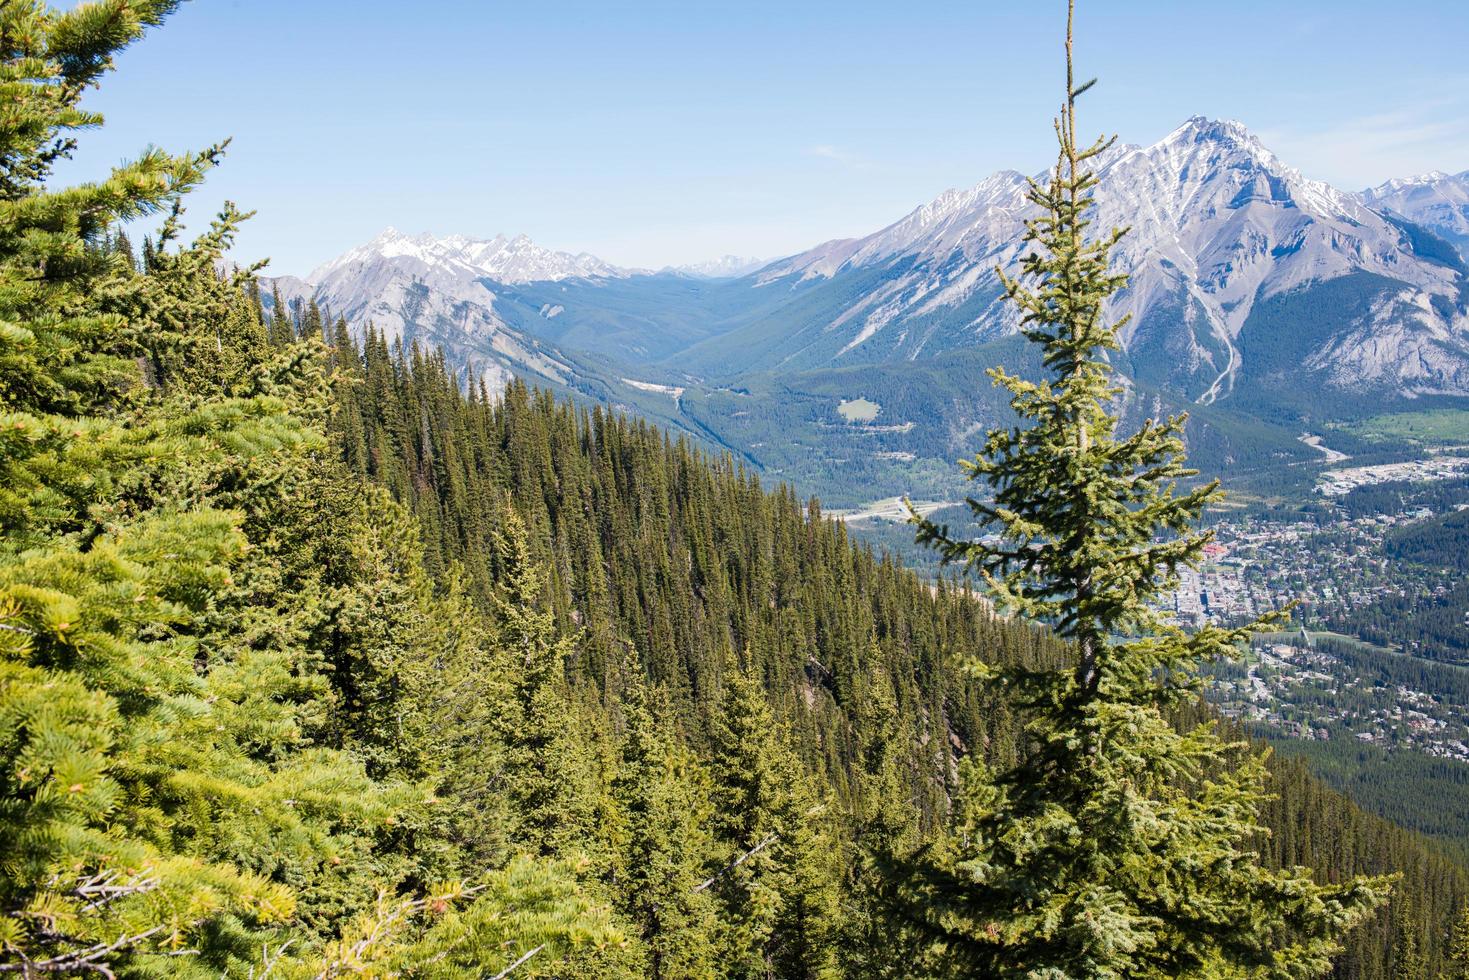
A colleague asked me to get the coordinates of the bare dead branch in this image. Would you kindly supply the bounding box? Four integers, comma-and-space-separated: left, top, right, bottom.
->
693, 833, 779, 894
487, 944, 544, 980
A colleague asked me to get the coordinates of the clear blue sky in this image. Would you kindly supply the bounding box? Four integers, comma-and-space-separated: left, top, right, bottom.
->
58, 0, 1469, 275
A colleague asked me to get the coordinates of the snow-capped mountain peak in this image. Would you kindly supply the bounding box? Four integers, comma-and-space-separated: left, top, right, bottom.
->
667, 255, 770, 278
279, 229, 637, 396
1361, 170, 1469, 255
306, 228, 630, 287
743, 116, 1466, 399
269, 116, 1468, 409
1366, 170, 1462, 196
1164, 115, 1262, 149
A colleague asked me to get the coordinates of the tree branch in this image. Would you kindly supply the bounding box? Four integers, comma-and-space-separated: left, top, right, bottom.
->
693, 834, 779, 894
0, 925, 165, 977
487, 944, 543, 980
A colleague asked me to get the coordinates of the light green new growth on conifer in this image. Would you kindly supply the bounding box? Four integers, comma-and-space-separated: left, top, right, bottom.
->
0, 3, 622, 975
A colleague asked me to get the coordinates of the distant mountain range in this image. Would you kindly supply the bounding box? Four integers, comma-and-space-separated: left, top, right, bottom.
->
665, 255, 768, 279
720, 118, 1466, 402
1363, 169, 1469, 256
267, 118, 1469, 504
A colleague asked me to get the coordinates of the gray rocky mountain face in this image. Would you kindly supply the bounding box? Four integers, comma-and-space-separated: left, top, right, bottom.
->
1363, 170, 1469, 256
268, 118, 1468, 409
268, 228, 630, 389
741, 117, 1467, 401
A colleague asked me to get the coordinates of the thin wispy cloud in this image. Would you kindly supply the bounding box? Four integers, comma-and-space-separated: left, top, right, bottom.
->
804, 144, 871, 170
1260, 95, 1469, 188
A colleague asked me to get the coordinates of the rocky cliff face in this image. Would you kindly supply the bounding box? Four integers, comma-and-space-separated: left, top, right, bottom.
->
734, 117, 1467, 401
269, 120, 1469, 408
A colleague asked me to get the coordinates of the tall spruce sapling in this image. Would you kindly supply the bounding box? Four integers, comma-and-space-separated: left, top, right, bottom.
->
707, 658, 839, 980
906, 2, 1391, 976
609, 656, 718, 980
488, 506, 597, 858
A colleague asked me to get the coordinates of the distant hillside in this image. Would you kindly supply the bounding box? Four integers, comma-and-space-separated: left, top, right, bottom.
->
264, 118, 1469, 507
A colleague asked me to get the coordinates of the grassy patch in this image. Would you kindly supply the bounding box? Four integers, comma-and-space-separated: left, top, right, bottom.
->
1337, 409, 1469, 447
837, 397, 880, 423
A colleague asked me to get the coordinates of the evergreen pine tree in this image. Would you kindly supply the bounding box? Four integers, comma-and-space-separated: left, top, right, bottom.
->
489, 507, 597, 857
904, 3, 1391, 976
268, 282, 294, 345
610, 660, 718, 979
113, 228, 138, 272
301, 296, 325, 342
707, 658, 840, 980
1392, 899, 1429, 980
1450, 902, 1469, 980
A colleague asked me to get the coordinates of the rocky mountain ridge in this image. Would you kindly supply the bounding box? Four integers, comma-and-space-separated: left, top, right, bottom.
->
268, 117, 1469, 412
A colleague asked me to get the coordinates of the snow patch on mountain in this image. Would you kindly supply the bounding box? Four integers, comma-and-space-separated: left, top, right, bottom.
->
267, 120, 1469, 406
667, 255, 769, 279
1362, 170, 1469, 254
308, 227, 631, 286
271, 228, 635, 393
751, 115, 1468, 396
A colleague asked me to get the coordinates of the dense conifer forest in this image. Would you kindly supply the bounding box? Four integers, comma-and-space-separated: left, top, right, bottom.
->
5, 2, 1469, 977
316, 307, 1469, 978
1325, 507, 1469, 665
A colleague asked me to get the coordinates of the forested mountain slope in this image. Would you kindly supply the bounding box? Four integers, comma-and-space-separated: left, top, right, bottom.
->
331, 329, 1035, 813
321, 320, 1469, 978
